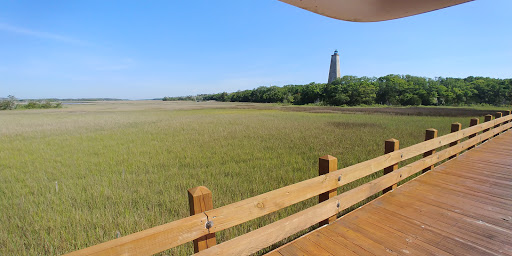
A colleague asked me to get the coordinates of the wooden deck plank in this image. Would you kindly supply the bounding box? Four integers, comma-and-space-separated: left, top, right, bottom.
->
360, 213, 451, 256
265, 251, 284, 256
380, 191, 512, 240
438, 170, 512, 187
464, 150, 512, 158
435, 164, 512, 182
334, 223, 426, 255
414, 178, 512, 209
428, 169, 512, 189
459, 157, 512, 169
458, 154, 512, 167
393, 188, 512, 231
424, 173, 512, 199
337, 211, 442, 256
437, 160, 512, 179
323, 222, 397, 255
418, 168, 512, 192
465, 140, 512, 150
318, 228, 374, 256
441, 163, 512, 178
362, 204, 477, 256
441, 165, 512, 179
374, 196, 512, 255
420, 170, 512, 196
277, 243, 308, 256
303, 230, 360, 256
366, 204, 500, 256
400, 180, 512, 216
443, 156, 512, 170
272, 131, 512, 256
293, 237, 333, 256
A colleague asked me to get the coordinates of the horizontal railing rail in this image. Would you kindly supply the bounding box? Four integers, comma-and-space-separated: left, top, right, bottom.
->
66, 111, 512, 256
197, 120, 512, 255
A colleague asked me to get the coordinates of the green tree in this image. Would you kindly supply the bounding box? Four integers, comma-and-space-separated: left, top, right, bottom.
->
0, 95, 17, 110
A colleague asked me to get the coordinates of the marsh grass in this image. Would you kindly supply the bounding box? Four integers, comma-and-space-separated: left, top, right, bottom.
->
0, 101, 480, 255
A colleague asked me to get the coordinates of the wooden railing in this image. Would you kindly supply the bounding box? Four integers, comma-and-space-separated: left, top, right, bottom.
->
66, 110, 512, 256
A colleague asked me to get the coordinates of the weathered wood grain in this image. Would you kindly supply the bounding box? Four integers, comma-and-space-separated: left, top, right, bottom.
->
318, 155, 338, 226
65, 214, 208, 256
188, 186, 216, 253
382, 138, 399, 193
422, 128, 438, 173
449, 122, 462, 159
482, 114, 494, 143
468, 118, 479, 150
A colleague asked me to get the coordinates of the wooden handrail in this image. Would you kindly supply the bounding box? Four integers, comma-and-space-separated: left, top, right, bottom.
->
66, 113, 512, 256
203, 114, 512, 235
196, 121, 512, 256
65, 214, 208, 256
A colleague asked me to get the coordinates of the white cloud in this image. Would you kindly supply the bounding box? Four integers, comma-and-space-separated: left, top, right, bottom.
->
0, 22, 89, 45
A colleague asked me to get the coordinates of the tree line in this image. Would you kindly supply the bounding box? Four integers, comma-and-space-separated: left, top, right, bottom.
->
195, 75, 511, 106
162, 96, 200, 101
0, 95, 62, 110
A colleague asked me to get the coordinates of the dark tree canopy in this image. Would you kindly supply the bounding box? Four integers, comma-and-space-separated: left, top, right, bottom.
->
168, 75, 512, 107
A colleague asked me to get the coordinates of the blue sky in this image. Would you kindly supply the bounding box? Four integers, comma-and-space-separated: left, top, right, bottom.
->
1, 0, 511, 99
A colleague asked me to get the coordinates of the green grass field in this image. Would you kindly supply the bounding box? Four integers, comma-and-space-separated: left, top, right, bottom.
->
0, 101, 496, 255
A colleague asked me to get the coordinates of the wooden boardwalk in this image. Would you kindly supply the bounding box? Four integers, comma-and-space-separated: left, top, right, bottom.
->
269, 131, 512, 256
67, 114, 512, 256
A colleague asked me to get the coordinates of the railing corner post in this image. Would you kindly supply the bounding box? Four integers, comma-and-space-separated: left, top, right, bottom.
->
383, 138, 399, 194
318, 155, 338, 226
188, 186, 216, 253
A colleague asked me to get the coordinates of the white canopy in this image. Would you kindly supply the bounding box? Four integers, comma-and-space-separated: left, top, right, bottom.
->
279, 0, 473, 22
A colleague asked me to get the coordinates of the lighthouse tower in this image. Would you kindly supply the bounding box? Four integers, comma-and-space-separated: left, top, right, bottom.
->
328, 50, 340, 83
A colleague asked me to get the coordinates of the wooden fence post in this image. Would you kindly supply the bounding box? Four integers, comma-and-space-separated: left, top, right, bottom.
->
494, 112, 503, 137
495, 112, 503, 122
468, 118, 480, 150
506, 110, 512, 130
383, 139, 399, 194
505, 110, 512, 124
422, 129, 438, 174
448, 123, 462, 159
482, 114, 493, 143
318, 155, 338, 226
483, 114, 493, 132
188, 186, 216, 253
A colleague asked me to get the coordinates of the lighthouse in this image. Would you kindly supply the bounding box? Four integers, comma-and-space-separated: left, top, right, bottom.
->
328, 50, 340, 83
